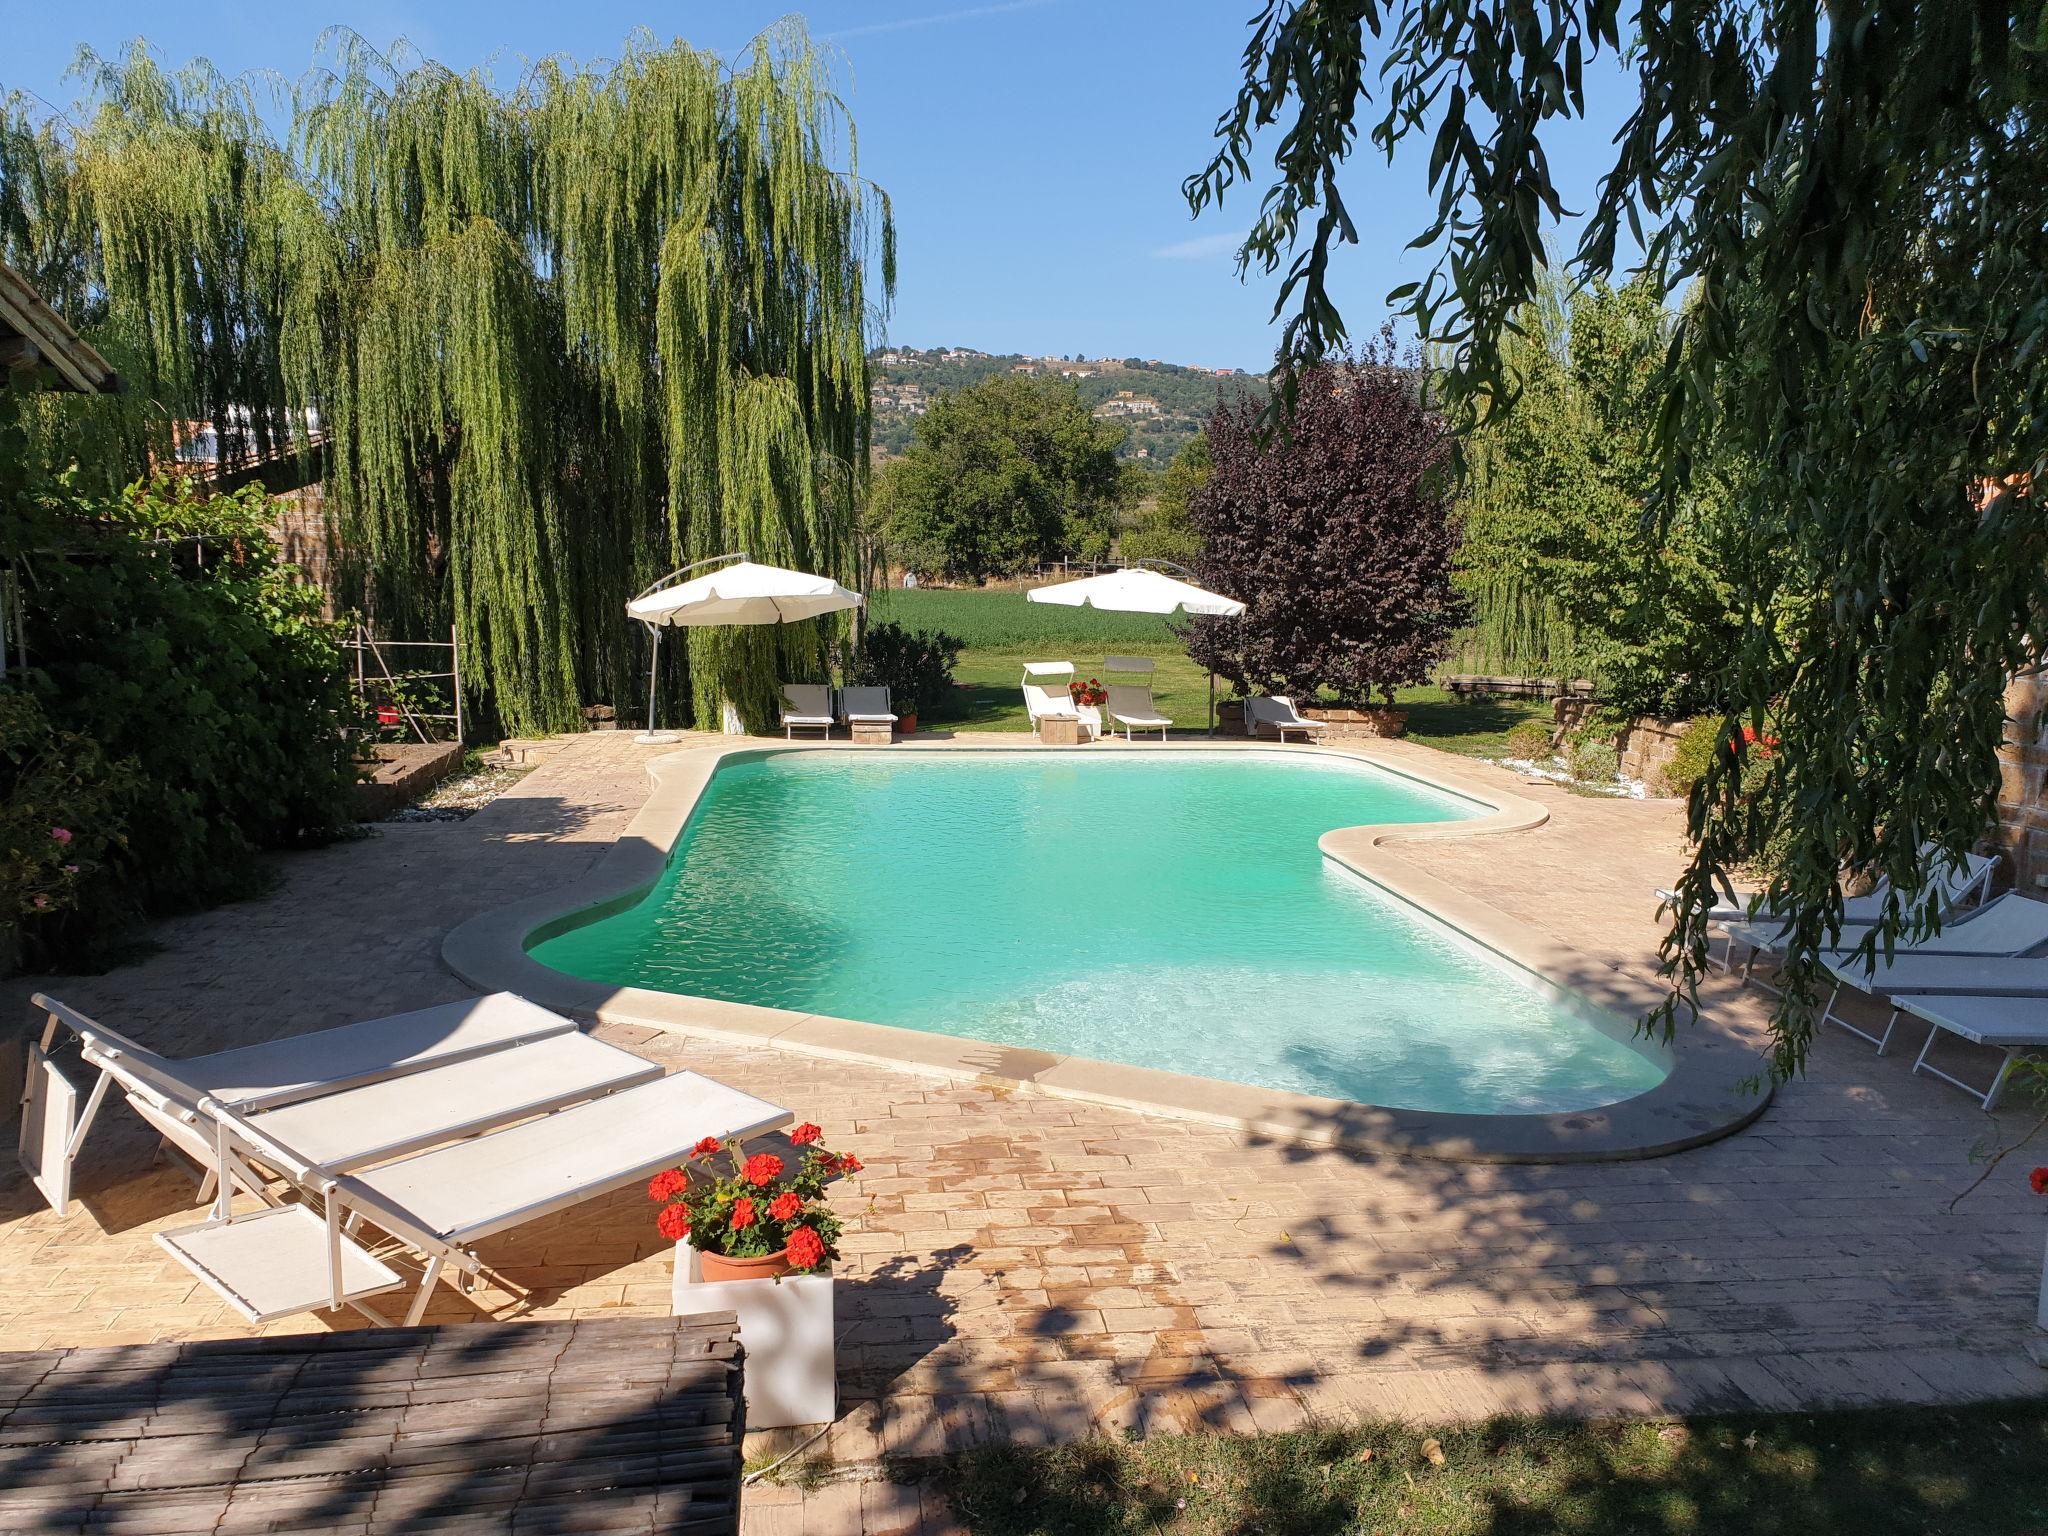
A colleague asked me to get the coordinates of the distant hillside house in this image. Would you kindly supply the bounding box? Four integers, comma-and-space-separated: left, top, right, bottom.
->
1093, 391, 1161, 417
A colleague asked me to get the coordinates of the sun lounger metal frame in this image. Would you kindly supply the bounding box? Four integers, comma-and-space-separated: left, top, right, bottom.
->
1892, 992, 2048, 1110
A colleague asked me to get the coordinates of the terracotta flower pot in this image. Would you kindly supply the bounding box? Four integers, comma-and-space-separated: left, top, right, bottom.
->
698, 1246, 796, 1283
897, 713, 918, 735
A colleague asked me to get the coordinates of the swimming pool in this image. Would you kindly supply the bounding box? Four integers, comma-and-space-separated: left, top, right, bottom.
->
529, 751, 1667, 1116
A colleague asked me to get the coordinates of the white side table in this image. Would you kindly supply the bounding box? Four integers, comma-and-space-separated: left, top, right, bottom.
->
672, 1246, 836, 1429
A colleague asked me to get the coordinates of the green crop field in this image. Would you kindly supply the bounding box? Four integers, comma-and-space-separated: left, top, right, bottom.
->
866, 586, 1549, 750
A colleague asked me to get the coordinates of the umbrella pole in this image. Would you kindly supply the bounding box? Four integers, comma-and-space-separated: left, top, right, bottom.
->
1207, 671, 1216, 737
637, 625, 679, 745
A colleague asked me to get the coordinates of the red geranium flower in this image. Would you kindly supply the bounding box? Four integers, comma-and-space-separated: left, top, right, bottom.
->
786, 1225, 827, 1270
790, 1122, 822, 1146
835, 1153, 863, 1175
730, 1197, 757, 1230
767, 1191, 802, 1221
655, 1204, 691, 1242
646, 1169, 687, 1202
691, 1136, 723, 1159
2031, 1166, 2048, 1195
742, 1152, 784, 1187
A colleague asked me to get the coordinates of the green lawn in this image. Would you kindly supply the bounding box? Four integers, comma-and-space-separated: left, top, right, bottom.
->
869, 586, 1551, 751
932, 1405, 2048, 1535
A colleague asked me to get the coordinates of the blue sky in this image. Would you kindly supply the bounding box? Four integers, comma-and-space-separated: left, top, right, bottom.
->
1, 1, 1638, 370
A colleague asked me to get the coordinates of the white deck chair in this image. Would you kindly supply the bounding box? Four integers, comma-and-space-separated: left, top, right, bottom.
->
1814, 891, 2048, 1051
1718, 851, 1996, 986
1105, 684, 1171, 741
1893, 992, 2048, 1110
158, 1069, 791, 1327
19, 993, 651, 1214
838, 685, 897, 735
1022, 662, 1091, 740
1245, 695, 1327, 743
780, 683, 835, 740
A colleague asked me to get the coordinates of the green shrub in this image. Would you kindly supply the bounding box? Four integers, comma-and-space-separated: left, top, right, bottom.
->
1659, 716, 1723, 798
1, 691, 139, 948
1568, 737, 1621, 782
848, 620, 963, 718
1502, 719, 1555, 761
12, 476, 359, 955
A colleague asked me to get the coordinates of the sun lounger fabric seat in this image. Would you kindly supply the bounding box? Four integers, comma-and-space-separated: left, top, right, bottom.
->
780, 682, 835, 739
1245, 695, 1326, 743
164, 1068, 792, 1328
20, 993, 587, 1214
1811, 892, 2048, 1052
1714, 851, 1997, 987
1105, 683, 1171, 741
1894, 992, 2048, 1109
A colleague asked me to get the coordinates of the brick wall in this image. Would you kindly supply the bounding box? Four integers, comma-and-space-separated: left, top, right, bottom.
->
1995, 672, 2048, 894
270, 484, 339, 616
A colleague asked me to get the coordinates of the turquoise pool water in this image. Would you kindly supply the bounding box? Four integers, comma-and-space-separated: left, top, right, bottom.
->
531, 751, 1667, 1115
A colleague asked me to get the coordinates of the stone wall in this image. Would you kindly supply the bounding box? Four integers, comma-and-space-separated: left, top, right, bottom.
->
1995, 672, 2048, 894
1617, 717, 1692, 795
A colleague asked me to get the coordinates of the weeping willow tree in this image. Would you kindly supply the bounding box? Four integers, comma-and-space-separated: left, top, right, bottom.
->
1, 23, 892, 734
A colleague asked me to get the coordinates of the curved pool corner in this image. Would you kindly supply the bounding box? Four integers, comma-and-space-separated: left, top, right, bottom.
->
442, 736, 1773, 1163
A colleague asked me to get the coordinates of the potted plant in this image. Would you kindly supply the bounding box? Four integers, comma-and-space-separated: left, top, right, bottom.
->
647, 1123, 860, 1281
1068, 678, 1108, 711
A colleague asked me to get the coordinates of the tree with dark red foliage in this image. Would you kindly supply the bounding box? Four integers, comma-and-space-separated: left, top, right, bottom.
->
1185, 334, 1465, 707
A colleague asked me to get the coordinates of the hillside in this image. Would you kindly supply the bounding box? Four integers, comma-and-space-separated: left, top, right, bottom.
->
869, 346, 1266, 463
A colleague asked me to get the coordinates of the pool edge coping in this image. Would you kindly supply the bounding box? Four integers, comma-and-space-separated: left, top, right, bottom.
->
442, 735, 1773, 1163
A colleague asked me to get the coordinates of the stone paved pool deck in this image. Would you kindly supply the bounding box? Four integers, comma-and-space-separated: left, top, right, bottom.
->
5, 731, 2046, 1535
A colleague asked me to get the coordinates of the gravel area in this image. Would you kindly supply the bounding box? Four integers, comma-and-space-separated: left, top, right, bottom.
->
384, 756, 535, 821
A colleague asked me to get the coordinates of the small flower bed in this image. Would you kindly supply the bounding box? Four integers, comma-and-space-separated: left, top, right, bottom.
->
647, 1122, 860, 1274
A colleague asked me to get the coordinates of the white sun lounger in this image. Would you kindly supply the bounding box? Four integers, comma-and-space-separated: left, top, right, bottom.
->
1812, 892, 2048, 1051
838, 685, 897, 732
780, 682, 836, 739
160, 1068, 791, 1326
19, 993, 650, 1214
1891, 992, 2048, 1110
1717, 851, 1997, 986
1245, 695, 1326, 743
1104, 682, 1171, 741
1022, 661, 1094, 741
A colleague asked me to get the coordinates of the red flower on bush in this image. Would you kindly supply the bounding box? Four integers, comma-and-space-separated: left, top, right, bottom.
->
768, 1191, 802, 1221
691, 1136, 724, 1159
2031, 1166, 2048, 1196
790, 1122, 822, 1146
647, 1169, 687, 1202
742, 1152, 784, 1187
730, 1197, 757, 1230
786, 1226, 827, 1270
655, 1204, 691, 1242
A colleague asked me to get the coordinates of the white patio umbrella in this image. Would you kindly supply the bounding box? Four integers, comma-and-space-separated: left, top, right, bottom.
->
1026, 560, 1246, 733
628, 553, 861, 741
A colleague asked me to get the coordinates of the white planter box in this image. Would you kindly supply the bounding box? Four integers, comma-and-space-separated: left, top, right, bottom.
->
672, 1245, 836, 1430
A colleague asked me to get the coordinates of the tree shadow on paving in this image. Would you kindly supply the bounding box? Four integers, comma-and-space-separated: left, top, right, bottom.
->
0, 1315, 751, 1532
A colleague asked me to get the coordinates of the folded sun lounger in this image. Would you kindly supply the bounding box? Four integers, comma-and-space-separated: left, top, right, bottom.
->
1893, 992, 2048, 1110
780, 682, 836, 740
